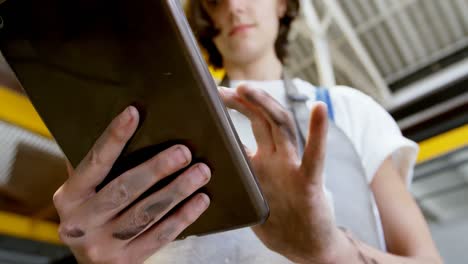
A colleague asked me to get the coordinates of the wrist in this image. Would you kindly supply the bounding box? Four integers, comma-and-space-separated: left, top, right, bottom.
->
318, 228, 369, 264
315, 231, 349, 264
295, 228, 359, 264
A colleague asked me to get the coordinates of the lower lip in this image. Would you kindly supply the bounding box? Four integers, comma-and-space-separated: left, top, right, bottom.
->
230, 25, 254, 36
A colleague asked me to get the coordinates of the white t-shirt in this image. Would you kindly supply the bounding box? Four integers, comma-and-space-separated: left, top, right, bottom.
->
228, 78, 419, 186
146, 78, 419, 263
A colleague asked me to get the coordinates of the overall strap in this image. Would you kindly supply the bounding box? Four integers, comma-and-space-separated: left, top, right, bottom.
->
284, 74, 335, 156
283, 73, 310, 156
315, 88, 335, 122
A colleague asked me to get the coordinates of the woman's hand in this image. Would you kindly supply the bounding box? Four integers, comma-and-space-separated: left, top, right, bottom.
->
220, 85, 341, 263
53, 106, 211, 264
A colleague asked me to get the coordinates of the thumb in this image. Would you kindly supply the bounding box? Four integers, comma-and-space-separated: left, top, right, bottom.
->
300, 102, 328, 185
65, 160, 74, 177
243, 144, 255, 159
218, 86, 235, 106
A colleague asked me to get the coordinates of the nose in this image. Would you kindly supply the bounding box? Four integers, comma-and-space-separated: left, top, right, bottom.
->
226, 0, 247, 14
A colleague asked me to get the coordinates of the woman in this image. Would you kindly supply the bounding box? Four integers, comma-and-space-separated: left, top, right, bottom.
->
53, 0, 443, 263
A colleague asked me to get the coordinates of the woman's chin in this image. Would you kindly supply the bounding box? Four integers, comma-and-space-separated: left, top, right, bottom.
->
229, 44, 264, 60
229, 51, 262, 65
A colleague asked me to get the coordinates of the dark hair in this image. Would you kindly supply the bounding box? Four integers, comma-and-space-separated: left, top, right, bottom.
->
187, 0, 300, 68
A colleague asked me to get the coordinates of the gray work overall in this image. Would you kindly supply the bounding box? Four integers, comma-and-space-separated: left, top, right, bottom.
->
147, 78, 385, 264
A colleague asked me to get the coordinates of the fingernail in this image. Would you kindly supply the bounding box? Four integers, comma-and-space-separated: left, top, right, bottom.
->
197, 194, 210, 212
176, 146, 191, 165
195, 164, 210, 184
128, 106, 138, 119
121, 106, 137, 124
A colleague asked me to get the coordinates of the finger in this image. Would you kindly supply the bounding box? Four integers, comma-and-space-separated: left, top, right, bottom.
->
109, 163, 211, 241
300, 102, 328, 185
68, 106, 139, 197
65, 160, 74, 177
237, 85, 298, 155
73, 145, 192, 228
219, 86, 275, 153
126, 193, 210, 262
243, 144, 254, 159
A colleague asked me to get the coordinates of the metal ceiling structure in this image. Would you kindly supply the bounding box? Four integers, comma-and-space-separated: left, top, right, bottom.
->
287, 0, 468, 108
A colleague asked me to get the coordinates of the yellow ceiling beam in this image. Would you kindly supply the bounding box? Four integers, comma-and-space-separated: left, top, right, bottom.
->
0, 211, 60, 244
0, 87, 52, 138
417, 124, 468, 163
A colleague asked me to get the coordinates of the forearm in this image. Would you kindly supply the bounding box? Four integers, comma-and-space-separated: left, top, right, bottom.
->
312, 228, 443, 264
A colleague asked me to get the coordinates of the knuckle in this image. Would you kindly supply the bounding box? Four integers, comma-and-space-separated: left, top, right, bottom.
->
82, 244, 102, 263
108, 179, 130, 206
53, 185, 67, 212
57, 226, 68, 243
107, 124, 128, 145
151, 154, 181, 179
87, 148, 103, 166
52, 188, 63, 207
180, 209, 197, 226
132, 208, 152, 227
277, 109, 291, 124
57, 221, 78, 242
158, 155, 178, 176
173, 183, 193, 199
155, 229, 174, 245
174, 184, 192, 199
136, 197, 173, 225
255, 118, 269, 128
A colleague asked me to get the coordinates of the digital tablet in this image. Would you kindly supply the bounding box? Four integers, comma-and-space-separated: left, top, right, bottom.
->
0, 0, 269, 238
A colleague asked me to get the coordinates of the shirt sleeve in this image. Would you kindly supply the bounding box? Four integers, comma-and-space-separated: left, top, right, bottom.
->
329, 86, 419, 187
